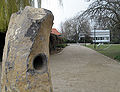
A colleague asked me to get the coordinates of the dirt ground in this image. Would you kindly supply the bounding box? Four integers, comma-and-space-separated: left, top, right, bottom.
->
0, 44, 120, 92
50, 44, 120, 92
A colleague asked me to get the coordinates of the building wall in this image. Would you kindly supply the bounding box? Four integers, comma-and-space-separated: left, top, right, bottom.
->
80, 30, 110, 43
91, 30, 110, 43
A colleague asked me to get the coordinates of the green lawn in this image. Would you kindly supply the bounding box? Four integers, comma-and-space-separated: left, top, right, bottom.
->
86, 44, 120, 62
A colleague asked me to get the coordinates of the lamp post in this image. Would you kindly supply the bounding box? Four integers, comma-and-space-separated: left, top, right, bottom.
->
84, 33, 86, 46
94, 25, 97, 49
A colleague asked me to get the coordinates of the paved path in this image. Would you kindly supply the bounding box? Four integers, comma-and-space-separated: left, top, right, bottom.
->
50, 44, 120, 92
0, 62, 1, 92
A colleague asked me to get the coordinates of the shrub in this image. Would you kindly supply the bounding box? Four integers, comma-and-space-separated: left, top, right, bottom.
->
56, 44, 68, 48
114, 56, 120, 61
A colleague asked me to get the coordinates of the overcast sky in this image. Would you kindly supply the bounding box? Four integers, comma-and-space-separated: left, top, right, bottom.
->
41, 0, 93, 30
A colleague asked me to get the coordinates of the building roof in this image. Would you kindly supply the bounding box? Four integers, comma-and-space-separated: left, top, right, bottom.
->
51, 28, 61, 35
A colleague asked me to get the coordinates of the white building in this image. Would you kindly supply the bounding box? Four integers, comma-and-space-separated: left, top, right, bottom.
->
80, 30, 110, 43
91, 30, 110, 43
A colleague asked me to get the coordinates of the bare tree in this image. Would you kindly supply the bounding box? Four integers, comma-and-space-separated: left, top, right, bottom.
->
81, 0, 120, 27
80, 0, 120, 43
61, 16, 91, 42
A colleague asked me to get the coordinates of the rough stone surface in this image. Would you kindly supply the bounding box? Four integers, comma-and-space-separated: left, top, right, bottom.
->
1, 6, 54, 92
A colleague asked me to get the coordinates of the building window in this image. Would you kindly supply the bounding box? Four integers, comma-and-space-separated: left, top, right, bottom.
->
106, 37, 109, 40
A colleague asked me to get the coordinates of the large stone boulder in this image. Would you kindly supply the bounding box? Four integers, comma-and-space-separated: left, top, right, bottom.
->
1, 6, 54, 92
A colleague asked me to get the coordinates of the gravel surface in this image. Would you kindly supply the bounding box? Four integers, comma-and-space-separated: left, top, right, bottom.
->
50, 44, 120, 92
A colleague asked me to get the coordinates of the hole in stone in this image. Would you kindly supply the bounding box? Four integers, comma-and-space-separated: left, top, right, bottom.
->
33, 53, 47, 70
